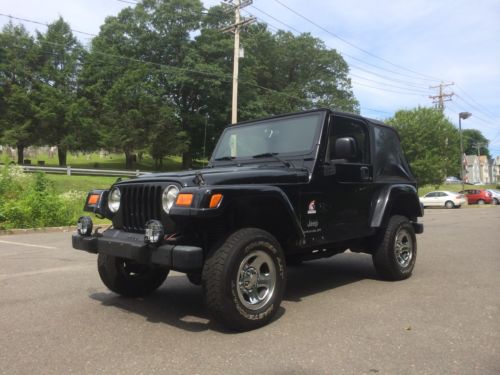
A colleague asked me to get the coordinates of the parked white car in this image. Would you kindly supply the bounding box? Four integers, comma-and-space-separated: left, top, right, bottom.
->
486, 189, 500, 205
420, 191, 467, 209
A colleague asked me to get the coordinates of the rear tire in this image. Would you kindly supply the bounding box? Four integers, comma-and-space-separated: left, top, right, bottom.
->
444, 200, 454, 209
373, 215, 416, 281
202, 228, 286, 331
97, 254, 168, 297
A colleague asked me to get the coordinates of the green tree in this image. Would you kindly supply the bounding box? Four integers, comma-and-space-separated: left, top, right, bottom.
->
35, 17, 89, 166
82, 0, 203, 169
462, 129, 490, 158
238, 29, 359, 118
0, 23, 39, 164
387, 107, 460, 186
83, 0, 359, 169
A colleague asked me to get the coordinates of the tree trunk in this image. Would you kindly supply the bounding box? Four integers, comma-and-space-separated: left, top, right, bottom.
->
57, 147, 67, 167
182, 151, 192, 169
17, 144, 25, 165
124, 149, 134, 170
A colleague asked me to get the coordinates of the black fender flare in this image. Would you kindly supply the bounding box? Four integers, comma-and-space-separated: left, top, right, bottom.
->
169, 184, 305, 243
370, 184, 423, 228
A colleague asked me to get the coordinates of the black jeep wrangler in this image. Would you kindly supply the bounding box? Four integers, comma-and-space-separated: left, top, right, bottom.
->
73, 109, 423, 331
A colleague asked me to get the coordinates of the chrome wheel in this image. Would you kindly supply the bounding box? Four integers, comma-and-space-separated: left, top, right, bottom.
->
394, 229, 413, 268
236, 250, 276, 311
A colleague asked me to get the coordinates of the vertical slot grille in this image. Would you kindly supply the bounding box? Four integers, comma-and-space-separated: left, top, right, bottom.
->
121, 184, 162, 232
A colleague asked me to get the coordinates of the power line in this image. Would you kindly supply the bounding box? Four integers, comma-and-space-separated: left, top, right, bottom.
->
2, 22, 309, 106
351, 81, 427, 97
348, 72, 429, 94
240, 9, 429, 98
454, 93, 498, 124
455, 84, 497, 119
0, 12, 97, 37
247, 5, 435, 87
452, 97, 498, 130
271, 0, 444, 82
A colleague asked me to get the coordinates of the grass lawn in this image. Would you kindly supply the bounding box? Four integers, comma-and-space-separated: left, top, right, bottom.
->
45, 174, 119, 193
6, 151, 205, 172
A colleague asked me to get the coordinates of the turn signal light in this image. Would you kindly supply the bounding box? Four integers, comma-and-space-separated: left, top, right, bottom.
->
176, 193, 193, 207
209, 194, 223, 208
87, 194, 100, 206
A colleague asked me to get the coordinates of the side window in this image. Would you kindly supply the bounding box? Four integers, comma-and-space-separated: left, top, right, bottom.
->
426, 192, 436, 197
329, 116, 369, 163
438, 192, 447, 197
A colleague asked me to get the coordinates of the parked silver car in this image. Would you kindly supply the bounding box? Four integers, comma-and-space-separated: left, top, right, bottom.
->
420, 191, 467, 208
486, 189, 500, 205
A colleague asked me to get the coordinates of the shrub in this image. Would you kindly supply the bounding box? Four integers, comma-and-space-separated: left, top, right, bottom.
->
0, 165, 87, 229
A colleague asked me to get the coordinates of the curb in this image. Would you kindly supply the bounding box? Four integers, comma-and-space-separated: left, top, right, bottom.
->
0, 224, 112, 236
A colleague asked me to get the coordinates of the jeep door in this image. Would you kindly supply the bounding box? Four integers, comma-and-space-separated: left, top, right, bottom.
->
321, 115, 374, 241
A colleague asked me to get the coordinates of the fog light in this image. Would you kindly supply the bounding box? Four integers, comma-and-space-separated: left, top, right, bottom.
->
77, 216, 93, 236
144, 220, 164, 244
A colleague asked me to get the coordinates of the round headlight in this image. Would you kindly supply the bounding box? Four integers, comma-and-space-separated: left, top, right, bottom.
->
108, 187, 121, 213
162, 185, 179, 213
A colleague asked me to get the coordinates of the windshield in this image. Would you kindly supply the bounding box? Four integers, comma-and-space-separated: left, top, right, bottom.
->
212, 112, 323, 160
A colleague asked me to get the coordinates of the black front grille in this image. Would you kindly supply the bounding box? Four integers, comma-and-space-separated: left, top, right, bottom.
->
121, 184, 163, 232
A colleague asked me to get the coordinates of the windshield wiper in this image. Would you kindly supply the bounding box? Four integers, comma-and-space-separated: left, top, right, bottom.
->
214, 156, 236, 161
252, 152, 291, 168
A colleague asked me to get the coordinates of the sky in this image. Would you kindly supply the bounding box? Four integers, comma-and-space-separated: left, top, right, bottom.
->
1, 0, 499, 156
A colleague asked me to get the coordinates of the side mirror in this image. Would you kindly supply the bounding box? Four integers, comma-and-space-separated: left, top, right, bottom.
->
334, 137, 357, 160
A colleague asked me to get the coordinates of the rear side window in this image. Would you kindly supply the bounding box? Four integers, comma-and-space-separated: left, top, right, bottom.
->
372, 125, 414, 182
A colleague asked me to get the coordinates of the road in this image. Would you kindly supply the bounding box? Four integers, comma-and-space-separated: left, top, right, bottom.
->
0, 207, 499, 374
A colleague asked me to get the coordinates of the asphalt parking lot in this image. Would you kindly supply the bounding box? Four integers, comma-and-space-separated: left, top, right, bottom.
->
0, 207, 499, 374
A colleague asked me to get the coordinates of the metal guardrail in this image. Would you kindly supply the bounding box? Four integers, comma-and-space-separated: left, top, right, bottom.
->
20, 165, 151, 177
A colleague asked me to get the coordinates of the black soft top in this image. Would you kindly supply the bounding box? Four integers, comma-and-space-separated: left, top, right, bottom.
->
365, 118, 415, 184
232, 109, 416, 184
322, 110, 415, 184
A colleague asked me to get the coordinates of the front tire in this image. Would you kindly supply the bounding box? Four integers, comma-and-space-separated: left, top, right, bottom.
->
477, 199, 485, 205
493, 198, 499, 205
97, 254, 168, 297
373, 215, 417, 281
202, 228, 286, 331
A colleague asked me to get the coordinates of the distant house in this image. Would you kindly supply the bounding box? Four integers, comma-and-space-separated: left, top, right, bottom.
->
494, 157, 500, 184
479, 156, 491, 184
464, 155, 480, 184
464, 155, 499, 184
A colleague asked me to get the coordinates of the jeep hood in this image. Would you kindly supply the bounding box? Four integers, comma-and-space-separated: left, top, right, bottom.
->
118, 165, 310, 187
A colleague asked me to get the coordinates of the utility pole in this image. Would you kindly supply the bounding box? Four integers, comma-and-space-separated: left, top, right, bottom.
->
221, 0, 255, 124
472, 142, 486, 156
429, 82, 454, 110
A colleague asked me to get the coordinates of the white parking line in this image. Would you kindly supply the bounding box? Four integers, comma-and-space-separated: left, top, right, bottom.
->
0, 264, 93, 280
0, 240, 57, 250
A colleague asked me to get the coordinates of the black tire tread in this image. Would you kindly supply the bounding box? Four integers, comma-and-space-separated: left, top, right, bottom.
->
373, 215, 416, 281
98, 254, 168, 297
202, 228, 285, 331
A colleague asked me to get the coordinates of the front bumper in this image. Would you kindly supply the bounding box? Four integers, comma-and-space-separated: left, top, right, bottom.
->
72, 229, 203, 272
